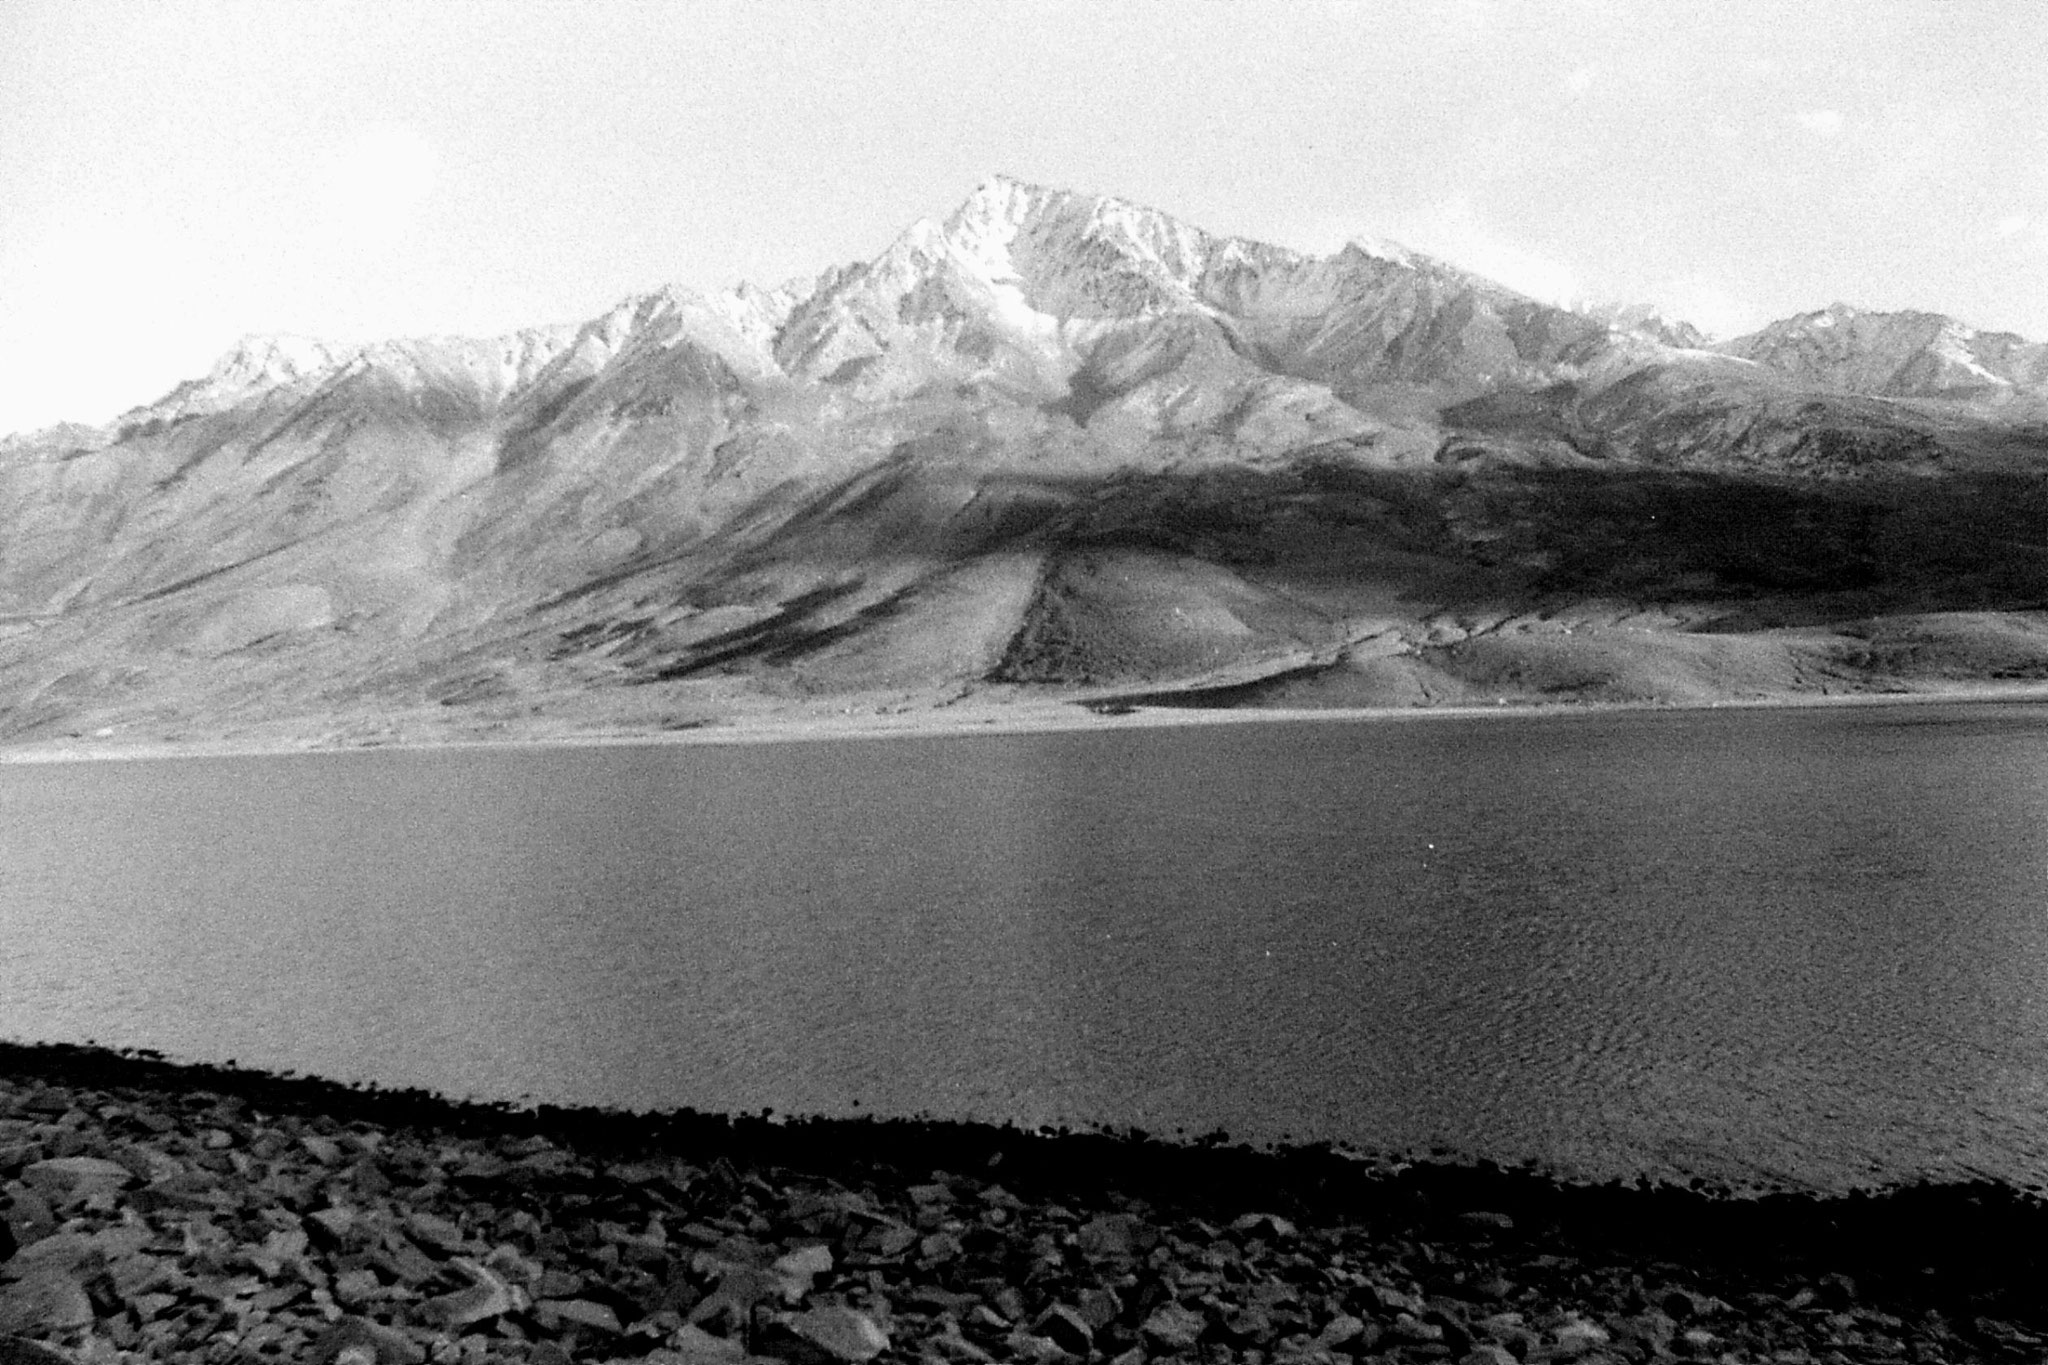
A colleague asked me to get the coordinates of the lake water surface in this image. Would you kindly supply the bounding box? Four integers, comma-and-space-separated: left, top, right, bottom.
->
5, 703, 2048, 1193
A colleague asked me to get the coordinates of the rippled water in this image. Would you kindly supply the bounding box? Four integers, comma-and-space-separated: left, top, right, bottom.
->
5, 703, 2048, 1192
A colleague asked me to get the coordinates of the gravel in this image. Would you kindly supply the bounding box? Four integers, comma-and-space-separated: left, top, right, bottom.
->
0, 1042, 2044, 1364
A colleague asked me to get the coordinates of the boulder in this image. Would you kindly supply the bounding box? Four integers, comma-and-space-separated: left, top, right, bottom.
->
872, 1224, 916, 1258
421, 1257, 520, 1328
640, 1324, 752, 1363
404, 1210, 468, 1255
20, 1157, 130, 1189
926, 1322, 994, 1362
0, 1191, 52, 1251
1367, 1282, 1427, 1316
1075, 1285, 1123, 1332
917, 1231, 963, 1264
541, 1298, 624, 1333
1552, 1316, 1612, 1357
1317, 1313, 1368, 1348
19, 1158, 131, 1208
377, 1233, 443, 1286
1460, 1347, 1519, 1365
338, 1268, 393, 1310
310, 1315, 427, 1365
1031, 1304, 1094, 1357
1223, 1303, 1276, 1345
766, 1305, 891, 1363
1004, 1331, 1076, 1365
1229, 1212, 1298, 1239
1391, 1313, 1445, 1344
905, 1285, 980, 1317
1074, 1212, 1155, 1261
1, 1232, 92, 1278
1142, 1302, 1207, 1351
771, 1244, 833, 1303
0, 1271, 91, 1335
301, 1135, 346, 1166
690, 1265, 780, 1333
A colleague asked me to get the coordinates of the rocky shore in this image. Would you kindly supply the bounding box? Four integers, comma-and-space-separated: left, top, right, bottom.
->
0, 1044, 2044, 1365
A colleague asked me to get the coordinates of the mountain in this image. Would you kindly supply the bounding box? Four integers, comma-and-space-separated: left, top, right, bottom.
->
3, 176, 2046, 751
1574, 301, 1709, 350
1718, 303, 2048, 404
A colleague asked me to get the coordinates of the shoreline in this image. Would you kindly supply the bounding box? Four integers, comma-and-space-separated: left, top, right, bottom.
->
2, 1041, 2047, 1364
6, 679, 2048, 766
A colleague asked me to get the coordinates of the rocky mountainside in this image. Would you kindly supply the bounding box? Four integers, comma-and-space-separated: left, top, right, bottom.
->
1718, 303, 2048, 405
3, 176, 2046, 750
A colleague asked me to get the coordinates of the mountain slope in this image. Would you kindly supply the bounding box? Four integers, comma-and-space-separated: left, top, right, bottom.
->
1719, 303, 2048, 405
4, 177, 2047, 750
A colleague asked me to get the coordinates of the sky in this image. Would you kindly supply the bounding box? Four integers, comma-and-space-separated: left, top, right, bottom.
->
4, 0, 2046, 436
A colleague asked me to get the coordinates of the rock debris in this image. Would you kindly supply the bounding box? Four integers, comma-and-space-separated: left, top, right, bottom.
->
0, 1047, 2043, 1364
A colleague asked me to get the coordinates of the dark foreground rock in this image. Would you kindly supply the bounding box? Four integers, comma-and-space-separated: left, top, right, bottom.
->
0, 1043, 2044, 1363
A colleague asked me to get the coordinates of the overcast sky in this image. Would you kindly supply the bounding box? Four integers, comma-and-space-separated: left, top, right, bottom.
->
4, 0, 2045, 435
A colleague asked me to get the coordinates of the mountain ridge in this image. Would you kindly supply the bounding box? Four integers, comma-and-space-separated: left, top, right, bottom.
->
1716, 302, 2048, 404
4, 178, 2046, 751
52, 174, 2048, 445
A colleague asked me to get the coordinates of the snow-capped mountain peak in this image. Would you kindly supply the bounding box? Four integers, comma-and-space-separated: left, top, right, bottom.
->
206, 333, 355, 389
934, 176, 1231, 316
1574, 301, 1710, 350
1340, 235, 1421, 269
124, 333, 361, 427
61, 176, 2048, 457
1719, 303, 2048, 399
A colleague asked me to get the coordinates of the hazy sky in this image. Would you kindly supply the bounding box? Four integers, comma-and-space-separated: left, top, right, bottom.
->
4, 0, 2045, 435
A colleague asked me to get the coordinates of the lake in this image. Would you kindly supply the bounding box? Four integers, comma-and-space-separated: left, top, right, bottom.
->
5, 702, 2048, 1194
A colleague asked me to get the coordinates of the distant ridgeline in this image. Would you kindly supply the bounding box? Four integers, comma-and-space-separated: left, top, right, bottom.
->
3, 176, 2047, 745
